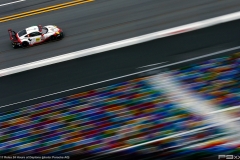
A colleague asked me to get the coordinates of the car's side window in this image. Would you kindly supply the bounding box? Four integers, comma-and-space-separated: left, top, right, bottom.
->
29, 33, 35, 37
29, 32, 41, 37
36, 32, 42, 36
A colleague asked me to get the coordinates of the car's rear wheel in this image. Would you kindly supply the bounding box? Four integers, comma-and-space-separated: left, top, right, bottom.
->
22, 41, 29, 48
12, 44, 17, 49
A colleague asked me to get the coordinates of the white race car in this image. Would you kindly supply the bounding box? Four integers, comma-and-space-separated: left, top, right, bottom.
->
8, 25, 64, 48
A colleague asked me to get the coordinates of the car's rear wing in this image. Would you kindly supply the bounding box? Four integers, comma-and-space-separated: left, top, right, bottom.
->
8, 29, 18, 42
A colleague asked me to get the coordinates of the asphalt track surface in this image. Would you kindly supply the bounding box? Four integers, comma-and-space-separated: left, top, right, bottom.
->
1, 0, 240, 111
0, 0, 71, 17
1, 18, 240, 112
1, 0, 240, 69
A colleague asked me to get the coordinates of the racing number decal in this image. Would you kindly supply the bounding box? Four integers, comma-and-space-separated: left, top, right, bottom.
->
36, 38, 40, 42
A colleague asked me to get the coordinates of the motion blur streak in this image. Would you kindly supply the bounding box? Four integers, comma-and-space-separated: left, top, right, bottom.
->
0, 0, 93, 22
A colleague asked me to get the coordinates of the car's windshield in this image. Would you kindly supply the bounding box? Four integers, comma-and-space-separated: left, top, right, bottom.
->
42, 27, 48, 34
18, 30, 27, 37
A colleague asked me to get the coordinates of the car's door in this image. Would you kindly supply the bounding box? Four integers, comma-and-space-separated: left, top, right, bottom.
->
28, 32, 42, 45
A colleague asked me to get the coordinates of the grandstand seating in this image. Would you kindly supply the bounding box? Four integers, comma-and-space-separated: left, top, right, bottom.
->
172, 53, 240, 109
0, 53, 240, 157
0, 78, 208, 155
121, 125, 232, 157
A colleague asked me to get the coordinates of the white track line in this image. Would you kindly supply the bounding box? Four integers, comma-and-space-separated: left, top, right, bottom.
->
1, 45, 239, 109
0, 0, 25, 7
137, 62, 168, 69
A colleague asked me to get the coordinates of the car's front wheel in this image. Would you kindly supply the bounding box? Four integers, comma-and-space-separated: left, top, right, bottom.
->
50, 36, 56, 41
57, 32, 64, 39
22, 41, 29, 48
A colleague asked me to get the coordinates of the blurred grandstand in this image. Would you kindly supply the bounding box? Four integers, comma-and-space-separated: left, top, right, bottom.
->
1, 53, 240, 159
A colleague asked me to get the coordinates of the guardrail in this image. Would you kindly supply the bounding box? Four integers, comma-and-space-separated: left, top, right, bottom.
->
1, 11, 240, 77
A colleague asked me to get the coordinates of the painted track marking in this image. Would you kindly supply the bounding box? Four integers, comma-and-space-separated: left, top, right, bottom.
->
0, 0, 93, 22
0, 0, 25, 7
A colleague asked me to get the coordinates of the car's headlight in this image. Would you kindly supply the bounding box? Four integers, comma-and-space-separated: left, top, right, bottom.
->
56, 32, 60, 34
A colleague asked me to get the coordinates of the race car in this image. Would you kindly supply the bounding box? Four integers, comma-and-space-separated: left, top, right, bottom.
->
8, 25, 64, 48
